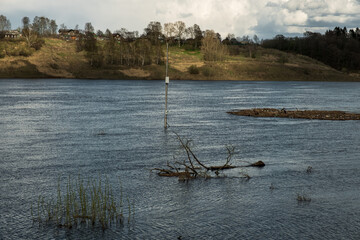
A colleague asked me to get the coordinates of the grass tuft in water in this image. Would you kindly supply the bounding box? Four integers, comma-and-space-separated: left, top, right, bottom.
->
32, 175, 134, 230
297, 193, 311, 202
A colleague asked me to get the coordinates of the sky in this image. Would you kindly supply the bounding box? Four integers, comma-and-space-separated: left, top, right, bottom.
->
1, 0, 360, 39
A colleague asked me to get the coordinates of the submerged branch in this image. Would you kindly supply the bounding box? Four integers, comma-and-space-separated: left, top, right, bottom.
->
153, 132, 264, 180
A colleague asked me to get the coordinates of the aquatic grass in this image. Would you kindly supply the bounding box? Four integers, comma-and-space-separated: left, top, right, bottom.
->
32, 175, 134, 230
297, 193, 311, 202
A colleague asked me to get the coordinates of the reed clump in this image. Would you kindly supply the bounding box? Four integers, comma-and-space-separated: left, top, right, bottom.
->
297, 193, 311, 202
31, 176, 134, 230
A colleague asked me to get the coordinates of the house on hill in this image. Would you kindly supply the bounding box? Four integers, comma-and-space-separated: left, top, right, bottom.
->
58, 29, 80, 40
0, 30, 21, 39
112, 33, 123, 41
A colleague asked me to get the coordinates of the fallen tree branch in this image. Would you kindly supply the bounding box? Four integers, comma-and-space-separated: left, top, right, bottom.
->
153, 132, 260, 180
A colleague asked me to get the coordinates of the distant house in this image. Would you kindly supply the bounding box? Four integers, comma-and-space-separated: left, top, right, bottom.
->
58, 29, 80, 40
112, 33, 123, 42
0, 30, 21, 39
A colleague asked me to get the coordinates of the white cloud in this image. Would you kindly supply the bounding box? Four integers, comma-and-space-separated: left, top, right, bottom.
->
1, 0, 360, 39
313, 15, 356, 24
281, 9, 308, 26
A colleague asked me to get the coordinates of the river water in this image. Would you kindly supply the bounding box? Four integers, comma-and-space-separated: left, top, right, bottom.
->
0, 79, 359, 239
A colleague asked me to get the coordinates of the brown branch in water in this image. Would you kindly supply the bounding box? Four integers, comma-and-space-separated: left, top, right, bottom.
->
173, 132, 199, 175
208, 165, 237, 171
186, 144, 210, 171
153, 132, 264, 180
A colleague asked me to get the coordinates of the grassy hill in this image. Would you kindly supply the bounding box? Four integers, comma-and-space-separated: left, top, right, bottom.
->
1, 38, 359, 81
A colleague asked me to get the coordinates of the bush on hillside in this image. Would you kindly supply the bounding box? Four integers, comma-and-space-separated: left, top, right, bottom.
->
188, 65, 199, 74
201, 66, 215, 77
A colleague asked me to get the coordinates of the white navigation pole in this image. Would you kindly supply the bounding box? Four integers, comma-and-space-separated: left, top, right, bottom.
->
164, 41, 169, 129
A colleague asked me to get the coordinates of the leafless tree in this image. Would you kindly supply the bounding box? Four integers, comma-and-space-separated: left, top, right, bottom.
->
85, 22, 94, 33
186, 26, 195, 39
22, 17, 30, 30
164, 23, 175, 39
0, 15, 11, 31
60, 23, 67, 30
201, 30, 228, 61
174, 21, 186, 47
50, 20, 58, 35
22, 24, 39, 48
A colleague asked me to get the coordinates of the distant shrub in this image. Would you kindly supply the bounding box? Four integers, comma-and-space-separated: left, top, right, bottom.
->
89, 52, 104, 68
0, 40, 37, 58
19, 45, 34, 57
277, 54, 289, 64
151, 67, 164, 80
49, 63, 59, 69
188, 65, 199, 74
201, 66, 215, 77
32, 39, 45, 50
228, 45, 241, 56
297, 193, 311, 202
341, 67, 349, 73
183, 44, 196, 51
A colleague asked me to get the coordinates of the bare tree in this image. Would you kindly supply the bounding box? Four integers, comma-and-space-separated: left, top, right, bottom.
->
32, 16, 51, 36
22, 24, 40, 48
144, 21, 163, 44
186, 26, 195, 39
103, 29, 116, 64
0, 15, 11, 31
227, 33, 235, 40
21, 16, 35, 47
50, 20, 58, 35
135, 38, 152, 66
96, 30, 104, 37
144, 21, 163, 64
84, 22, 94, 33
174, 21, 186, 47
60, 23, 67, 30
193, 24, 202, 48
201, 30, 228, 61
22, 17, 30, 30
164, 23, 175, 39
253, 34, 259, 44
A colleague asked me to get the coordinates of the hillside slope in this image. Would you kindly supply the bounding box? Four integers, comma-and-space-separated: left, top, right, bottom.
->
0, 38, 359, 81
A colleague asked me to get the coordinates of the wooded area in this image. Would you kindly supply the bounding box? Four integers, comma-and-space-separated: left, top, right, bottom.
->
262, 27, 360, 71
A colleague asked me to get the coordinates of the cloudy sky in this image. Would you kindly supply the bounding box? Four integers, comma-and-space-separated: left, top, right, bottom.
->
1, 0, 360, 39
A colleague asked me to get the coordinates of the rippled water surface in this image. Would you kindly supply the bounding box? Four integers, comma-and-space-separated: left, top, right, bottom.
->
1, 79, 360, 239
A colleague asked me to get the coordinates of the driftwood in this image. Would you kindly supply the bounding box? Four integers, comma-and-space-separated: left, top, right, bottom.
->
153, 132, 265, 180
248, 161, 265, 167
227, 108, 360, 121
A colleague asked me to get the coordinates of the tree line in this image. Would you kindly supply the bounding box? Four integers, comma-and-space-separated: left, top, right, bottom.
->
72, 21, 238, 67
262, 27, 360, 71
0, 14, 262, 65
